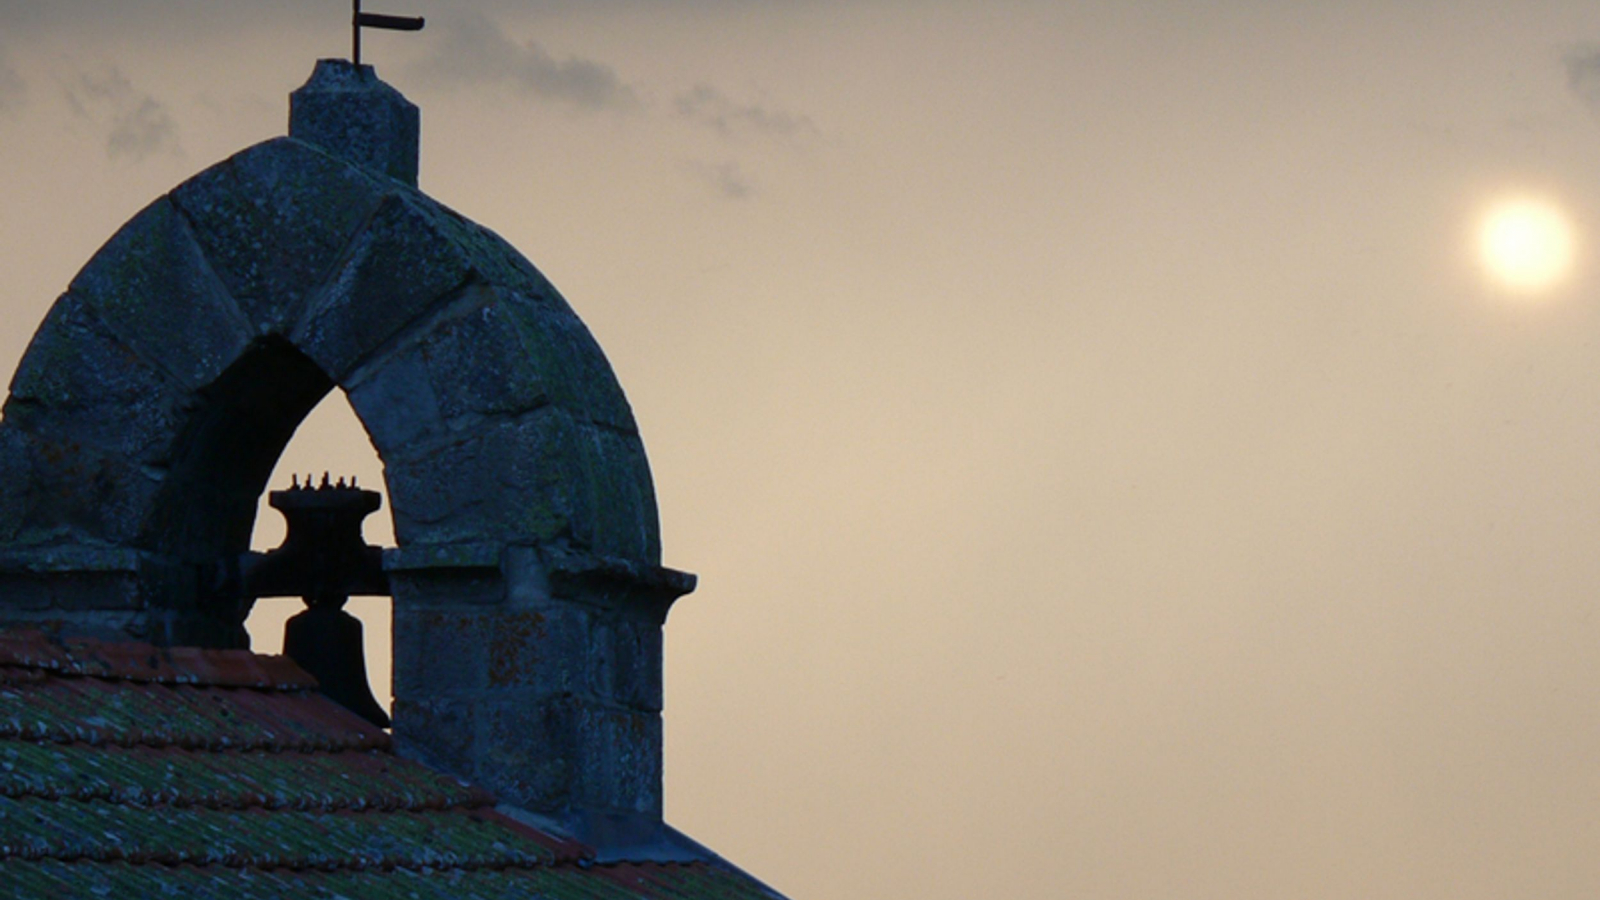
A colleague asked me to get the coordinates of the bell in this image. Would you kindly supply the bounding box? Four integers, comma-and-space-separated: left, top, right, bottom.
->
284, 604, 391, 728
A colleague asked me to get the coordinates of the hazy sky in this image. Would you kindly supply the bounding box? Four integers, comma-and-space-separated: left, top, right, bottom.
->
4, 2, 1600, 898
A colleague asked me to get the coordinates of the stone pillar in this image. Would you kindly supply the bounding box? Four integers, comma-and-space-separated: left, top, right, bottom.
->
388, 542, 693, 831
290, 59, 419, 186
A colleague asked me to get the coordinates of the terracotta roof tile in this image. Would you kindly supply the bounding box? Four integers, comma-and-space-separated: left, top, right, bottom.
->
0, 676, 386, 751
0, 630, 311, 689
0, 795, 563, 869
0, 631, 784, 899
2, 859, 782, 900
0, 744, 487, 810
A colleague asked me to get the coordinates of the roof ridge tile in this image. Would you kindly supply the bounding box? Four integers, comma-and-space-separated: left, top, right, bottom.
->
1, 676, 390, 751
0, 629, 315, 689
0, 743, 495, 812
0, 796, 574, 872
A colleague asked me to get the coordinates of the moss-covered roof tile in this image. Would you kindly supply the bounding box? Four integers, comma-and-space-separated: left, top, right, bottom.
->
0, 630, 782, 899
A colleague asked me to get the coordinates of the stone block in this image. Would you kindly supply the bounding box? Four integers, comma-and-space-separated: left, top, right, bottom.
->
575, 426, 660, 563
346, 347, 442, 450
6, 294, 184, 466
408, 194, 548, 294
385, 409, 578, 547
0, 426, 33, 545
53, 571, 144, 611
345, 286, 552, 443
589, 614, 663, 712
577, 704, 662, 815
388, 564, 505, 608
485, 606, 588, 693
499, 545, 553, 608
0, 609, 151, 643
0, 573, 63, 611
383, 438, 477, 541
289, 60, 419, 187
393, 697, 478, 784
479, 694, 579, 811
384, 542, 501, 573
393, 606, 490, 697
170, 138, 388, 333
0, 429, 162, 547
68, 197, 253, 391
535, 543, 694, 624
0, 570, 142, 614
418, 290, 552, 422
293, 194, 476, 381
501, 295, 638, 434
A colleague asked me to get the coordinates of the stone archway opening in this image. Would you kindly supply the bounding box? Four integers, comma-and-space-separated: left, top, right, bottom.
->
244, 386, 395, 715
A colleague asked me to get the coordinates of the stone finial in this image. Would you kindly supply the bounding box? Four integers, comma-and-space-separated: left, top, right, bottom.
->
289, 59, 419, 186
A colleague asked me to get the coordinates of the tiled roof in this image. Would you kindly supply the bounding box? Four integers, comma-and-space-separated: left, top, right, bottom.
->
0, 629, 780, 900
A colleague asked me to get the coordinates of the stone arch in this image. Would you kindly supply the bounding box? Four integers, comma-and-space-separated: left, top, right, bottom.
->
0, 136, 670, 644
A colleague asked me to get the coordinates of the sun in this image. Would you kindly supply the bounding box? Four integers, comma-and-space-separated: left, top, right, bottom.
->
1476, 196, 1576, 294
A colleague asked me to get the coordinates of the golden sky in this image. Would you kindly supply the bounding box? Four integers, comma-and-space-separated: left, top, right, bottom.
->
3, 2, 1600, 897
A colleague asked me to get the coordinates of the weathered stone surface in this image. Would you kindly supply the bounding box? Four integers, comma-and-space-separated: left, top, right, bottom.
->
406, 194, 552, 295
68, 197, 252, 391
388, 566, 505, 608
0, 547, 234, 646
0, 545, 143, 573
382, 409, 657, 559
0, 427, 33, 545
0, 609, 151, 643
345, 347, 442, 450
392, 697, 478, 783
577, 705, 662, 815
384, 542, 501, 573
589, 615, 664, 712
485, 606, 589, 693
536, 546, 694, 627
6, 294, 183, 466
478, 694, 580, 811
384, 407, 578, 548
0, 571, 140, 613
500, 292, 638, 433
0, 428, 162, 548
0, 575, 67, 611
378, 287, 552, 423
576, 427, 661, 563
170, 138, 388, 333
289, 60, 419, 187
502, 545, 552, 607
293, 195, 475, 380
392, 605, 490, 696
145, 604, 248, 648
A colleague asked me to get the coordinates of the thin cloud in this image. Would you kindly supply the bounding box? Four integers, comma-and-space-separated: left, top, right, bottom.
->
65, 67, 179, 162
0, 2, 321, 33
1564, 44, 1600, 118
107, 95, 178, 161
408, 12, 639, 112
684, 159, 754, 200
674, 83, 816, 139
0, 46, 24, 114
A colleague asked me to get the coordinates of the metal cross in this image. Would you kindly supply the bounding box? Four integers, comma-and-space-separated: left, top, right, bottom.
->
352, 0, 425, 68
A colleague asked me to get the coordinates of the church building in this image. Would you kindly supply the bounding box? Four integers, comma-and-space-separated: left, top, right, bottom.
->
0, 57, 786, 899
